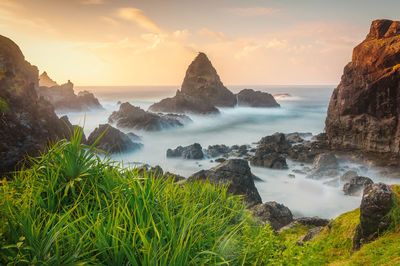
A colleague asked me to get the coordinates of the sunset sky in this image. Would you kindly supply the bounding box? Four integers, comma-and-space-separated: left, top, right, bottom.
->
0, 0, 399, 86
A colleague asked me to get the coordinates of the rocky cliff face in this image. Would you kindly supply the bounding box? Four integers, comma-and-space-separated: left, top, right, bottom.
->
0, 35, 68, 175
39, 71, 58, 87
326, 19, 400, 155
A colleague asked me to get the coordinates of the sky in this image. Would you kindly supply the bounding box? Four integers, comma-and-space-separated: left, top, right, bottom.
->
0, 0, 399, 86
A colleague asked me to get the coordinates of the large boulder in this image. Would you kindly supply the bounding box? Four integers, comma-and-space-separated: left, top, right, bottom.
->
325, 19, 400, 155
188, 159, 262, 207
343, 176, 374, 196
148, 90, 219, 114
0, 35, 70, 175
87, 124, 142, 154
205, 144, 231, 158
353, 183, 394, 250
250, 201, 293, 231
236, 89, 280, 108
37, 79, 103, 111
250, 133, 290, 169
166, 143, 204, 159
109, 102, 191, 131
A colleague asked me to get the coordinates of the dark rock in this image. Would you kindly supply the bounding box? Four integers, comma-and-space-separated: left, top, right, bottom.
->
309, 153, 339, 178
59, 115, 86, 143
288, 140, 330, 163
250, 133, 290, 169
0, 35, 72, 175
205, 144, 231, 157
188, 159, 262, 207
340, 170, 358, 182
250, 201, 293, 230
288, 174, 296, 178
343, 176, 374, 196
148, 90, 219, 114
167, 143, 204, 159
109, 102, 191, 131
285, 132, 307, 143
295, 217, 331, 227
215, 158, 226, 163
326, 19, 400, 155
298, 227, 322, 245
353, 183, 394, 250
127, 132, 141, 141
236, 89, 280, 108
37, 79, 103, 111
87, 124, 142, 154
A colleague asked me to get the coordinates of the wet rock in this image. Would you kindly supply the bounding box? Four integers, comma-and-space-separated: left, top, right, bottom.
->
286, 132, 312, 143
309, 153, 339, 178
340, 170, 358, 182
343, 176, 374, 196
353, 183, 394, 250
236, 89, 280, 108
205, 144, 231, 157
167, 143, 204, 159
188, 159, 262, 207
250, 201, 293, 230
109, 102, 191, 131
250, 133, 290, 169
87, 124, 142, 154
215, 158, 226, 163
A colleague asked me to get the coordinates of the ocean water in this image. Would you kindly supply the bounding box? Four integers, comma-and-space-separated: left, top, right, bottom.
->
60, 85, 398, 219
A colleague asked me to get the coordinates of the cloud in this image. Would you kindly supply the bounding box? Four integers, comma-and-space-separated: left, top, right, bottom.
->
197, 28, 228, 42
117, 8, 161, 33
228, 7, 279, 17
81, 0, 104, 5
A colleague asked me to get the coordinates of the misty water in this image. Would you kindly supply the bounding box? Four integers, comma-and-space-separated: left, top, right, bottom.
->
60, 85, 398, 219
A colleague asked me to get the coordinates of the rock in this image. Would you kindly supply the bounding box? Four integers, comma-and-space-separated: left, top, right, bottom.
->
0, 35, 71, 175
136, 165, 185, 182
285, 132, 308, 143
86, 124, 142, 154
250, 201, 293, 230
250, 133, 290, 169
236, 89, 280, 108
109, 102, 191, 131
37, 80, 103, 111
295, 217, 331, 227
353, 183, 394, 250
39, 71, 57, 87
340, 170, 358, 182
310, 153, 339, 178
188, 159, 262, 207
167, 143, 204, 159
215, 158, 226, 163
343, 176, 374, 196
205, 144, 231, 157
59, 115, 86, 143
298, 227, 322, 245
148, 90, 220, 114
326, 19, 400, 155
288, 139, 330, 163
127, 132, 141, 142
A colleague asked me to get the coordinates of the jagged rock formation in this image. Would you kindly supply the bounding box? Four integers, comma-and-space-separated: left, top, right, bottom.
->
188, 159, 262, 207
236, 89, 280, 108
353, 183, 394, 250
343, 176, 374, 196
0, 35, 69, 175
38, 79, 102, 111
39, 71, 58, 87
250, 133, 290, 169
250, 201, 293, 231
86, 124, 142, 154
326, 19, 400, 155
109, 102, 191, 131
59, 115, 86, 143
166, 143, 204, 159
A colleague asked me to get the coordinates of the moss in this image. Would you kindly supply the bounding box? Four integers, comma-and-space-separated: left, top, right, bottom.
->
0, 98, 8, 112
278, 223, 312, 242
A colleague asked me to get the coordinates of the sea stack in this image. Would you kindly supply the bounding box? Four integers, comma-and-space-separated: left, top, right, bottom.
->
39, 71, 58, 87
325, 19, 400, 155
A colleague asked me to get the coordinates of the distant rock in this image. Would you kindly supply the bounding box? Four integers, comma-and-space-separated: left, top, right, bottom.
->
0, 35, 70, 175
87, 124, 142, 154
353, 183, 394, 250
250, 201, 293, 231
343, 176, 374, 196
236, 89, 280, 108
166, 143, 204, 159
205, 144, 231, 157
37, 79, 103, 111
326, 19, 400, 155
148, 90, 219, 114
39, 71, 58, 87
188, 159, 262, 207
309, 153, 339, 178
109, 102, 191, 131
250, 133, 290, 169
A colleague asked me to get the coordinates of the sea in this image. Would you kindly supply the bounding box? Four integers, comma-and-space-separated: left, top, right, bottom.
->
59, 85, 398, 219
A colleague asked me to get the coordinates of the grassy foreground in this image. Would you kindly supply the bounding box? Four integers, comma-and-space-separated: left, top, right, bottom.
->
0, 129, 399, 265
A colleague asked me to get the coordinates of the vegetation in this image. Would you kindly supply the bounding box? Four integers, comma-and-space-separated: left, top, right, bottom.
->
0, 97, 8, 113
0, 128, 399, 265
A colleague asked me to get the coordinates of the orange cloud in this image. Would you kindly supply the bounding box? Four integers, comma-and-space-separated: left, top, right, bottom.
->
117, 8, 162, 33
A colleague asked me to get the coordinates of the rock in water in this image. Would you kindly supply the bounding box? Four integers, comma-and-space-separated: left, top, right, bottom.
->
87, 124, 142, 154
0, 35, 70, 175
109, 102, 191, 131
353, 183, 394, 250
250, 133, 290, 169
326, 19, 400, 155
309, 153, 339, 178
236, 89, 280, 108
250, 201, 293, 231
166, 143, 204, 159
343, 176, 374, 196
188, 159, 262, 207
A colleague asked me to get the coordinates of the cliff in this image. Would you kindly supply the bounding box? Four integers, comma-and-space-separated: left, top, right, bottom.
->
325, 19, 400, 155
